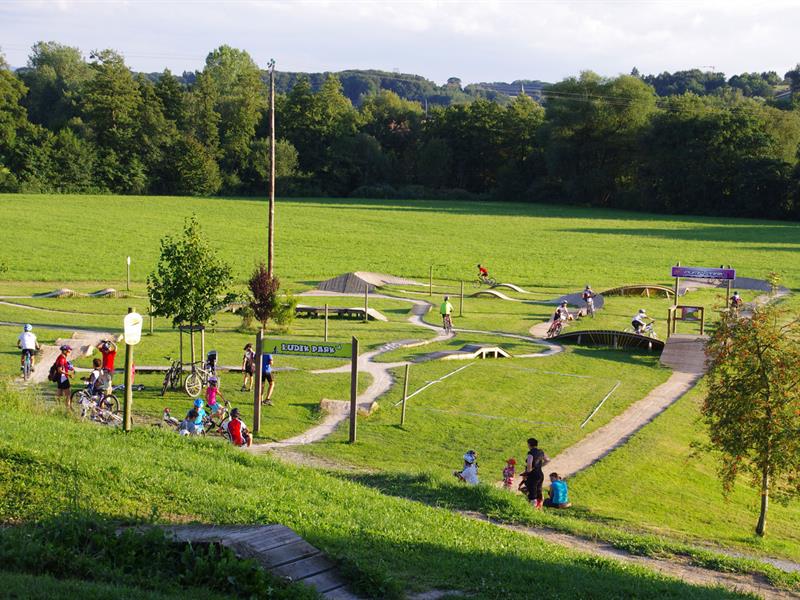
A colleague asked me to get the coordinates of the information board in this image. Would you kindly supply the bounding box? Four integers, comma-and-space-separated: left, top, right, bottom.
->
268, 339, 353, 358
671, 266, 735, 280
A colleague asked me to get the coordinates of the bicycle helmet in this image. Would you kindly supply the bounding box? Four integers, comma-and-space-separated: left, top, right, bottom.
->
560, 301, 567, 306
23, 324, 32, 332
638, 309, 646, 315
60, 344, 72, 352
444, 296, 449, 301
230, 407, 240, 417
506, 457, 516, 465
463, 450, 477, 464
194, 398, 204, 408
208, 375, 218, 385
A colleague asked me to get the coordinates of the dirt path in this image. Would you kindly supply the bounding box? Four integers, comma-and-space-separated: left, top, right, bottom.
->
461, 512, 798, 600
25, 329, 114, 385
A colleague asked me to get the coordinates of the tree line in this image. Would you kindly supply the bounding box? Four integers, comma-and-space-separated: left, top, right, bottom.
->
2, 42, 800, 219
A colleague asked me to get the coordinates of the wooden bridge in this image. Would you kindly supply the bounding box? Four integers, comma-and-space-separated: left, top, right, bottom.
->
599, 284, 675, 298
551, 329, 665, 352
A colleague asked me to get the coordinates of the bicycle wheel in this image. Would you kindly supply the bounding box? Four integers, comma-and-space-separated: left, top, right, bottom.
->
185, 372, 202, 397
472, 278, 483, 289
160, 371, 170, 396
22, 357, 31, 381
487, 278, 497, 287
170, 367, 182, 389
100, 394, 119, 414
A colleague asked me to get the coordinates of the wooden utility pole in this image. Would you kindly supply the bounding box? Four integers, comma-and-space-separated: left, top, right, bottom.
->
123, 307, 134, 432
267, 58, 276, 278
400, 364, 409, 426
349, 337, 359, 443
253, 329, 264, 434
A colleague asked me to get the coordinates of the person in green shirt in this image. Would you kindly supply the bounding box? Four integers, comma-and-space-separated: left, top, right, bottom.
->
440, 296, 454, 332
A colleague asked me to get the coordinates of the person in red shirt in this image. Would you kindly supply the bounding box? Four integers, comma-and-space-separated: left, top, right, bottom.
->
477, 264, 489, 280
225, 408, 252, 447
54, 345, 74, 408
97, 340, 117, 391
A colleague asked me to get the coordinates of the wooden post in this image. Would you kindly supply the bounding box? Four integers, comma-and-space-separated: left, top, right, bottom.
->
189, 323, 195, 365
148, 309, 153, 335
200, 327, 205, 363
674, 261, 680, 300
267, 59, 276, 278
349, 336, 359, 443
429, 265, 433, 296
364, 286, 369, 323
700, 307, 705, 336
726, 278, 732, 311
253, 329, 264, 434
400, 364, 409, 426
324, 304, 329, 341
179, 327, 183, 368
459, 280, 464, 316
666, 309, 671, 340
123, 307, 134, 432
126, 256, 130, 292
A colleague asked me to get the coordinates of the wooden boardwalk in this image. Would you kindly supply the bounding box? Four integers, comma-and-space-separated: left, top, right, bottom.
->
159, 524, 360, 599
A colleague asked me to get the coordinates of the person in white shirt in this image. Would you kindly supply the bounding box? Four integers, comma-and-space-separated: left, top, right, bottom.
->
454, 450, 479, 485
17, 324, 40, 371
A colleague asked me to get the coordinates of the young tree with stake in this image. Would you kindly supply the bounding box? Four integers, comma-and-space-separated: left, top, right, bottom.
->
703, 307, 800, 537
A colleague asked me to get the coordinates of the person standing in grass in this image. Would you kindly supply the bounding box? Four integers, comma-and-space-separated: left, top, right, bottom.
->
261, 353, 275, 405
241, 343, 255, 391
54, 345, 74, 408
525, 437, 549, 509
544, 473, 571, 508
96, 339, 117, 391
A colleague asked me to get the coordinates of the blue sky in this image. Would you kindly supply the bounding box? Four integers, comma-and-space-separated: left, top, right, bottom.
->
1, 0, 798, 83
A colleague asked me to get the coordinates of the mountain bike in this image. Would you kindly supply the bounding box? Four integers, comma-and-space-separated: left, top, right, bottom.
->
626, 320, 658, 339
203, 400, 232, 440
473, 275, 497, 289
71, 385, 119, 415
21, 350, 34, 381
160, 356, 183, 396
442, 314, 454, 333
546, 319, 564, 338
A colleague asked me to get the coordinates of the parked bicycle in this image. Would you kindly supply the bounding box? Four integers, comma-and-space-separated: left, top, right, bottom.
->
546, 319, 564, 338
73, 386, 122, 426
160, 356, 183, 396
203, 400, 232, 439
184, 360, 211, 397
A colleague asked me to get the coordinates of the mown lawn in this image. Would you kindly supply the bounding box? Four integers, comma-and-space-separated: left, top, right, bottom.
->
0, 388, 751, 599
2, 194, 799, 287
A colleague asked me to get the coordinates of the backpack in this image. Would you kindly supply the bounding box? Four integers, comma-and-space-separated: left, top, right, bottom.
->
48, 362, 60, 382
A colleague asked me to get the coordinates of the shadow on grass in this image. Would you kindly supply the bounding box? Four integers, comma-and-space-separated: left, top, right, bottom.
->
560, 225, 800, 244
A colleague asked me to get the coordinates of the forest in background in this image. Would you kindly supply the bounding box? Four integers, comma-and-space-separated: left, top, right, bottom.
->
2, 42, 800, 219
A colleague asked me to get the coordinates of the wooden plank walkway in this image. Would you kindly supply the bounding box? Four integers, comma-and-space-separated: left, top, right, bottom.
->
158, 524, 360, 599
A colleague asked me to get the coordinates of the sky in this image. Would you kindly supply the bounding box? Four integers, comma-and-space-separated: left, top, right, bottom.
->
1, 0, 798, 84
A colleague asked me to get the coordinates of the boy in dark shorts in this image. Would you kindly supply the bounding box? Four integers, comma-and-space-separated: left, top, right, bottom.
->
261, 353, 275, 405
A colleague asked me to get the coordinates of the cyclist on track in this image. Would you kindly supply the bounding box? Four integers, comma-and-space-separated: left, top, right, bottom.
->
553, 301, 572, 323
631, 309, 651, 334
440, 295, 454, 331
17, 324, 40, 372
477, 264, 490, 283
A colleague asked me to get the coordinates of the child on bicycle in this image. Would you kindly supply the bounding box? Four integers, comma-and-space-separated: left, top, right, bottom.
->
440, 296, 454, 331
631, 309, 650, 334
17, 324, 40, 372
205, 376, 226, 418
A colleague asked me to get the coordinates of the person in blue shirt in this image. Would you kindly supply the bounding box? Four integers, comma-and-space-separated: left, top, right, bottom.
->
544, 472, 571, 508
261, 353, 275, 406
192, 398, 207, 430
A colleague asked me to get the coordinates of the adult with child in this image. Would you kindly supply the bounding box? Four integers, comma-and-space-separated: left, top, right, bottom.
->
544, 472, 571, 509
241, 343, 255, 392
582, 285, 596, 318
261, 352, 275, 405
525, 437, 549, 509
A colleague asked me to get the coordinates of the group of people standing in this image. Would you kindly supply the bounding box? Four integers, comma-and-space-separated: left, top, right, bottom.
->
454, 438, 571, 509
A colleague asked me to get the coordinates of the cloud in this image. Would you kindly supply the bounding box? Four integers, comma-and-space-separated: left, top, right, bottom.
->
1, 0, 798, 82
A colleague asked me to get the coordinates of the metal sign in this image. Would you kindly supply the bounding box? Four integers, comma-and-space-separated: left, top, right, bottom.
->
268, 339, 353, 358
671, 266, 735, 280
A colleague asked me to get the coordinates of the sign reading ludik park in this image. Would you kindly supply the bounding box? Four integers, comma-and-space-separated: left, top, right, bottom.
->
671, 266, 736, 280
269, 339, 353, 358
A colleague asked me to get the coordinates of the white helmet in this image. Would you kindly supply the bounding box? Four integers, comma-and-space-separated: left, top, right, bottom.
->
463, 450, 476, 464
638, 309, 646, 315
23, 324, 33, 332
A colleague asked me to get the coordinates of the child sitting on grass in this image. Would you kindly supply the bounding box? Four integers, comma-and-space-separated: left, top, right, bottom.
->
454, 450, 479, 485
543, 472, 571, 508
179, 408, 200, 436
502, 458, 516, 489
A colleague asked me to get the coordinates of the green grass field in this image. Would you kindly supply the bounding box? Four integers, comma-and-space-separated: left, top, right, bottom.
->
1, 193, 799, 597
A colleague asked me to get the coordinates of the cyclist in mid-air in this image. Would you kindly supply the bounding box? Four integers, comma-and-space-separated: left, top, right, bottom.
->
17, 324, 40, 373
440, 295, 454, 331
